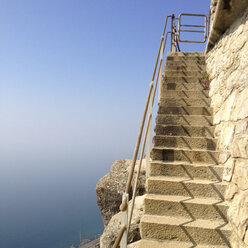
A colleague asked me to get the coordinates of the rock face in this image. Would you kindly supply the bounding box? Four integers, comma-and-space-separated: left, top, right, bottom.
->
209, 0, 218, 30
100, 195, 145, 248
206, 6, 248, 248
96, 159, 146, 226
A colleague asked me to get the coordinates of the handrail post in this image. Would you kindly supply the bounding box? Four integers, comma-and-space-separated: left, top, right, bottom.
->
158, 40, 165, 103
145, 81, 153, 178
120, 193, 129, 248
171, 14, 176, 52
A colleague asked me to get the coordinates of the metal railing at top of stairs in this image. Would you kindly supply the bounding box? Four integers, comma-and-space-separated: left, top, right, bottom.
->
112, 13, 208, 248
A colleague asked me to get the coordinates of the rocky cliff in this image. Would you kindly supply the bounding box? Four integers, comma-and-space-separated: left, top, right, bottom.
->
96, 159, 146, 247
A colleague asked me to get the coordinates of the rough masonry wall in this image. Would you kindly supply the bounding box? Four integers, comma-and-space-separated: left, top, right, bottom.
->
206, 7, 248, 248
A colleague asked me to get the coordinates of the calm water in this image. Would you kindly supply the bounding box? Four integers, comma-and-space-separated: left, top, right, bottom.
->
0, 157, 109, 248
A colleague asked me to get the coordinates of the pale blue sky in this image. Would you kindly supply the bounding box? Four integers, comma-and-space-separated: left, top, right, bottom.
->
0, 1, 210, 247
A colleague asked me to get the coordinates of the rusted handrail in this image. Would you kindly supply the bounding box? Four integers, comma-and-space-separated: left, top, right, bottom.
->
178, 13, 208, 43
127, 30, 170, 229
122, 14, 171, 206
112, 12, 207, 248
112, 16, 173, 248
112, 225, 126, 248
128, 114, 151, 232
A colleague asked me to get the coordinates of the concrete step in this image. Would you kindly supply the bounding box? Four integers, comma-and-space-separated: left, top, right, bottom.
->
156, 114, 213, 126
164, 76, 203, 84
165, 70, 204, 77
167, 52, 205, 57
150, 161, 223, 181
160, 90, 209, 99
147, 176, 226, 199
159, 98, 211, 107
140, 215, 231, 246
167, 56, 205, 62
144, 194, 228, 221
151, 147, 219, 164
162, 82, 207, 91
155, 125, 215, 138
165, 65, 206, 71
129, 239, 229, 248
166, 60, 206, 66
158, 106, 212, 116
153, 136, 217, 150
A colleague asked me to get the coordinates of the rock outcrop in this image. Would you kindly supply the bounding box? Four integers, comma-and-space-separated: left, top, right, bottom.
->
100, 195, 145, 248
96, 159, 146, 226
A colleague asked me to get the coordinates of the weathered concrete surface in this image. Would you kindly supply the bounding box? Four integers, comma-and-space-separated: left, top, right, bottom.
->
96, 159, 146, 226
139, 53, 230, 246
206, 5, 248, 248
141, 215, 231, 246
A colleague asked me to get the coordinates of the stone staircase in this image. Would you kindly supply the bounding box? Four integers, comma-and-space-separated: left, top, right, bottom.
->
139, 52, 231, 247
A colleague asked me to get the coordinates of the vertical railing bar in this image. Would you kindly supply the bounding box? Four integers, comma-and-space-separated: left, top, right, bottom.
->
154, 56, 163, 105
127, 114, 151, 233
123, 80, 153, 196
120, 193, 129, 248
123, 15, 171, 198
112, 225, 126, 248
116, 17, 172, 248
162, 32, 171, 73
171, 14, 176, 52
158, 41, 164, 103
145, 90, 152, 179
127, 24, 168, 235
146, 35, 166, 178
152, 15, 171, 81
204, 15, 208, 42
157, 41, 165, 105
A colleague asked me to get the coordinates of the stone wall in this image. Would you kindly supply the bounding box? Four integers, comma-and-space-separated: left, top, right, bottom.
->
206, 6, 248, 248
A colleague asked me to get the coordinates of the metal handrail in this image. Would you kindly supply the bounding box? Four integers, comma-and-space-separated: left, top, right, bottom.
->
112, 225, 126, 248
112, 12, 208, 248
120, 14, 171, 210
178, 13, 208, 43
112, 15, 174, 248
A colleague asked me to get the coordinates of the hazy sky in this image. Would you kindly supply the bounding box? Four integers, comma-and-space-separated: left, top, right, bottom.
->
0, 1, 210, 247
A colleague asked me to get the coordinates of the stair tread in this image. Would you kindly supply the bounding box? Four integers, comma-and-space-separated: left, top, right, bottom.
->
165, 65, 206, 68
165, 70, 206, 72
165, 76, 204, 78
155, 135, 217, 141
157, 107, 213, 116
148, 175, 225, 185
129, 239, 229, 248
156, 124, 214, 128
157, 114, 213, 119
168, 52, 205, 56
166, 61, 206, 65
163, 82, 207, 88
158, 106, 212, 109
151, 160, 223, 167
145, 194, 227, 206
141, 214, 230, 230
153, 136, 217, 150
152, 146, 218, 152
160, 90, 209, 95
159, 97, 211, 101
